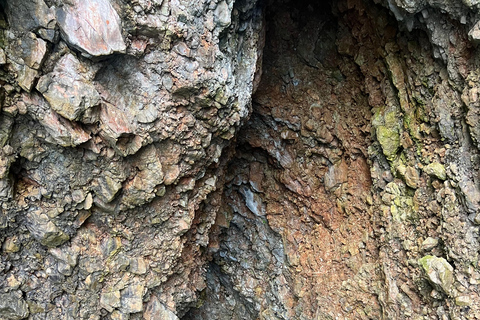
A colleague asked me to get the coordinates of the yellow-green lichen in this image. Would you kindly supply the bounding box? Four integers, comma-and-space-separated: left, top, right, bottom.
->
373, 107, 402, 161
424, 162, 446, 180
418, 255, 454, 295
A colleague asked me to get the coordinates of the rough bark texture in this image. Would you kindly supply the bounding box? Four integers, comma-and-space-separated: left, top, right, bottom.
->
2, 0, 480, 319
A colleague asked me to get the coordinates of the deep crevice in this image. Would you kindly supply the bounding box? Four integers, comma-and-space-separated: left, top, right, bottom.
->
184, 0, 386, 318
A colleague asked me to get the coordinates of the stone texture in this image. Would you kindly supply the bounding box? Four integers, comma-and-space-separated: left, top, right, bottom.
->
422, 237, 439, 251
424, 162, 447, 180
468, 21, 480, 44
0, 291, 29, 320
373, 107, 401, 161
56, 0, 126, 57
144, 296, 179, 320
37, 53, 101, 121
16, 65, 38, 92
187, 0, 480, 319
455, 295, 472, 306
120, 283, 144, 313
100, 290, 121, 312
11, 33, 48, 70
21, 92, 92, 147
26, 209, 70, 248
419, 255, 454, 295
2, 0, 480, 319
4, 0, 56, 33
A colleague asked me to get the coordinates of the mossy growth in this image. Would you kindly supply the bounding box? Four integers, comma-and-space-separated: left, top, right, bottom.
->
423, 162, 446, 180
373, 106, 402, 162
385, 181, 418, 222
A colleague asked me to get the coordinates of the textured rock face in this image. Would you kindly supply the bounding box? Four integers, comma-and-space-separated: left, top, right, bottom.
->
56, 0, 126, 57
188, 0, 480, 319
0, 0, 261, 318
3, 0, 480, 319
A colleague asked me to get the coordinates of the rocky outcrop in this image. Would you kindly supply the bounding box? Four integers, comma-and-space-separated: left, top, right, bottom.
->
188, 0, 480, 319
0, 0, 261, 318
2, 0, 480, 319
56, 0, 127, 57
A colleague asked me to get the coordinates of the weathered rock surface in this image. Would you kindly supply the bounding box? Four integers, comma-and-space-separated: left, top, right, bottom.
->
56, 0, 126, 57
2, 0, 480, 319
37, 53, 101, 121
0, 0, 261, 318
419, 255, 455, 295
0, 291, 29, 320
187, 0, 480, 319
